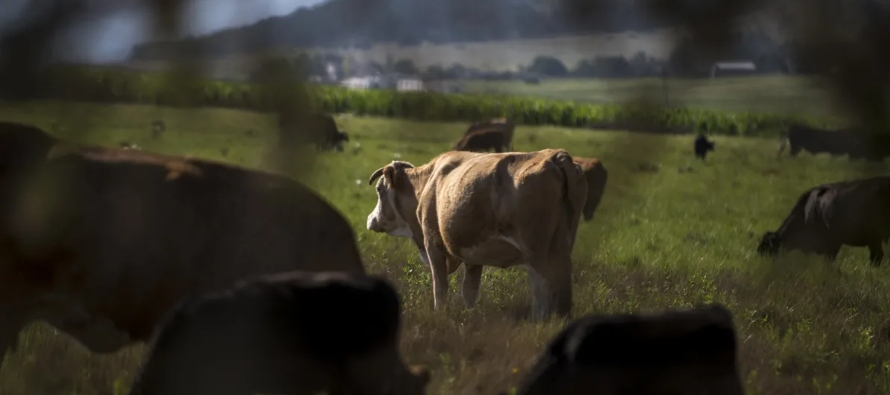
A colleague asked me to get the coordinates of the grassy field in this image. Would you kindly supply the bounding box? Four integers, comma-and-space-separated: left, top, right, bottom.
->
2, 100, 890, 395
458, 76, 841, 118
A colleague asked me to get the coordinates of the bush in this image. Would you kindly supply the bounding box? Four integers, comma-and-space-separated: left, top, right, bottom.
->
526, 56, 568, 77
34, 65, 839, 137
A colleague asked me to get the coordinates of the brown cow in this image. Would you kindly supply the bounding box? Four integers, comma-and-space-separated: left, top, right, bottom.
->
0, 123, 365, 373
366, 149, 587, 320
572, 157, 608, 222
516, 304, 745, 395
128, 271, 430, 395
452, 118, 515, 153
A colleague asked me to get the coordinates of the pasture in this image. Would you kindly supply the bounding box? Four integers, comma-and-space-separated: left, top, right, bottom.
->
1, 100, 890, 395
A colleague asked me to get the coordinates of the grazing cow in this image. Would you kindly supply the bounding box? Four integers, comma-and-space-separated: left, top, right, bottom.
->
128, 271, 430, 395
572, 157, 608, 222
366, 149, 587, 320
278, 112, 350, 152
452, 118, 515, 153
777, 123, 856, 157
516, 304, 745, 395
0, 124, 366, 373
757, 176, 890, 266
694, 133, 715, 160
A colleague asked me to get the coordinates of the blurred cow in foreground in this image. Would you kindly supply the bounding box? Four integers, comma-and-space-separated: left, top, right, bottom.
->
452, 118, 515, 153
694, 133, 715, 160
757, 175, 890, 266
128, 271, 430, 395
572, 157, 608, 222
279, 112, 350, 152
0, 121, 365, 373
366, 149, 587, 320
515, 304, 745, 395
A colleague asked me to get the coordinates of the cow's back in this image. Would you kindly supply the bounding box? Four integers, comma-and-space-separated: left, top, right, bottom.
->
431, 149, 584, 253
129, 272, 425, 395
812, 176, 890, 239
16, 147, 365, 343
517, 304, 745, 395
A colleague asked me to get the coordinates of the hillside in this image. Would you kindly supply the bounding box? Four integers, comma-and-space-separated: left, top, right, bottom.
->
129, 0, 675, 61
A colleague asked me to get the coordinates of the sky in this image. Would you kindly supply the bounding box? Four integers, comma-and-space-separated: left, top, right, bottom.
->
1, 0, 326, 63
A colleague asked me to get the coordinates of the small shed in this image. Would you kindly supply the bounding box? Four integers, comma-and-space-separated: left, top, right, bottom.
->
396, 78, 425, 92
710, 61, 757, 78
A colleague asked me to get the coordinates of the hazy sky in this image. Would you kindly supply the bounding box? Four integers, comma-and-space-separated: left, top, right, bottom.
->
2, 0, 326, 63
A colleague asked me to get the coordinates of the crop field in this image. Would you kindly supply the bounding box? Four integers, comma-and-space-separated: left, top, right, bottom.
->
458, 76, 840, 118
1, 100, 890, 395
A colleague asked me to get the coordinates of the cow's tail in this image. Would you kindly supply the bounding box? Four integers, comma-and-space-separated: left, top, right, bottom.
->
552, 151, 588, 236
587, 161, 608, 218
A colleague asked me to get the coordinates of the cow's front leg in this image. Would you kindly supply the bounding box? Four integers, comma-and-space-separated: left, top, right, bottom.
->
423, 241, 450, 311
461, 264, 483, 308
868, 241, 884, 267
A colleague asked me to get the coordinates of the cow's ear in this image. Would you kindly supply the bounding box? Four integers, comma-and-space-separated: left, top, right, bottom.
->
384, 166, 397, 187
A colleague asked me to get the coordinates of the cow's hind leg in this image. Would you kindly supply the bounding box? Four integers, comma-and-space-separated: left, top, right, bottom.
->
545, 248, 573, 319
526, 250, 572, 321
868, 241, 884, 267
461, 264, 483, 308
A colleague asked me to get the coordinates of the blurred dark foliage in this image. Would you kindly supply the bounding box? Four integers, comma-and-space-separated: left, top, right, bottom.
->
0, 0, 316, 175
557, 0, 890, 135
0, 0, 85, 101
2, 0, 890, 152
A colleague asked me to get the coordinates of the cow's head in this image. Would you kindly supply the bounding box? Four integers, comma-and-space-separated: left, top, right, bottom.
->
367, 161, 418, 238
757, 231, 781, 256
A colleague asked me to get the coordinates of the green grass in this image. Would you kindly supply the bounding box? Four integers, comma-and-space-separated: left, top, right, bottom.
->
458, 75, 841, 118
2, 100, 890, 394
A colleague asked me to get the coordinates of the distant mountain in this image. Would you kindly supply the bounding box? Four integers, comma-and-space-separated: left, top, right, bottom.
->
129, 0, 671, 61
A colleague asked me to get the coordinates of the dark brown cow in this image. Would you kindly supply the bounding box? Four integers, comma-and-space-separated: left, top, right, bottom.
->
757, 175, 890, 266
516, 304, 745, 395
0, 122, 365, 373
366, 149, 587, 320
572, 157, 608, 222
128, 271, 430, 395
452, 118, 515, 153
777, 123, 857, 158
694, 133, 715, 160
279, 112, 350, 152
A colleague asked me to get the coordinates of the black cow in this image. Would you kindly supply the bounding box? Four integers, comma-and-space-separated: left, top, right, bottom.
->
452, 118, 515, 153
128, 271, 430, 395
516, 304, 745, 395
694, 133, 715, 160
758, 176, 890, 266
278, 112, 350, 152
777, 123, 856, 157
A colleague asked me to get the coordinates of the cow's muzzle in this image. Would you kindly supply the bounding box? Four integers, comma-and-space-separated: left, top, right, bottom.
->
367, 215, 383, 233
